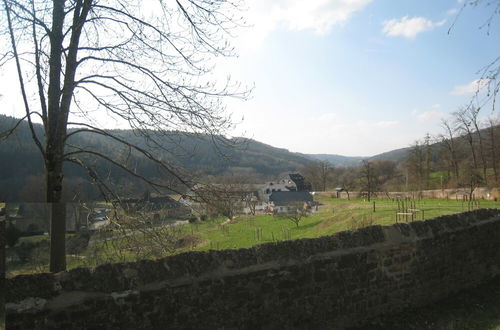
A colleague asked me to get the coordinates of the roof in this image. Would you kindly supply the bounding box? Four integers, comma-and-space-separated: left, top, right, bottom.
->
269, 191, 313, 206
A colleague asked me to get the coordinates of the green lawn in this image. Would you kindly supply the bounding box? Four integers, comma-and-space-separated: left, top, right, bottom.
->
179, 195, 500, 253
6, 196, 500, 275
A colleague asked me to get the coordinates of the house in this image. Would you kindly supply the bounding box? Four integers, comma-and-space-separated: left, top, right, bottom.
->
184, 183, 262, 218
255, 180, 294, 202
183, 173, 313, 217
120, 194, 190, 220
269, 191, 317, 213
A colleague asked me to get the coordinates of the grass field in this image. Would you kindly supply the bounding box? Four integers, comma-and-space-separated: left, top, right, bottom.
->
7, 195, 500, 276
179, 195, 500, 253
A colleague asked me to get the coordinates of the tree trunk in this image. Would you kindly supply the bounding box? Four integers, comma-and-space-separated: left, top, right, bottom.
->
46, 148, 66, 272
45, 0, 68, 273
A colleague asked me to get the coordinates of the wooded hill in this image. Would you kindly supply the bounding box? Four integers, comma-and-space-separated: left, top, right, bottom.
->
3, 110, 498, 201
0, 115, 314, 201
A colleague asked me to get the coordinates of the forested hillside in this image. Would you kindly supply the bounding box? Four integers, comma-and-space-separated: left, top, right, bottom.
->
0, 115, 313, 201
4, 109, 498, 201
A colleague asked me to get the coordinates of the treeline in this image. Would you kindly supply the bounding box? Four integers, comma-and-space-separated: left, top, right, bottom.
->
302, 159, 401, 199
407, 107, 500, 192
302, 108, 500, 196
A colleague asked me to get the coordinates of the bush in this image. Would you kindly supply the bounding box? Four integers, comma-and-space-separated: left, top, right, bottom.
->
66, 232, 91, 255
188, 215, 198, 223
16, 241, 36, 263
14, 240, 49, 270
200, 214, 208, 221
6, 223, 21, 247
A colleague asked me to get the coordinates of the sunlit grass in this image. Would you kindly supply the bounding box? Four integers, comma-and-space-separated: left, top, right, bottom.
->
7, 196, 500, 277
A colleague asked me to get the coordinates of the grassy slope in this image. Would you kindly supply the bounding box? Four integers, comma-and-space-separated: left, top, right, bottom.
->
184, 195, 500, 252
7, 196, 500, 274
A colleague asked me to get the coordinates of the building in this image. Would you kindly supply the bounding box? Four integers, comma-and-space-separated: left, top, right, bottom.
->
269, 191, 316, 213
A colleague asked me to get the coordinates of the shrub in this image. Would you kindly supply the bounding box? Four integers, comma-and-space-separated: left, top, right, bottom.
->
66, 232, 91, 255
6, 223, 21, 247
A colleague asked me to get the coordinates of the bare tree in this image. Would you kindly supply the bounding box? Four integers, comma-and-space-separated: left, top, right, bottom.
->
338, 168, 357, 200
406, 141, 425, 192
423, 133, 432, 189
486, 116, 499, 183
360, 160, 376, 201
439, 119, 460, 183
1, 0, 247, 271
454, 108, 478, 171
302, 160, 332, 191
273, 202, 308, 227
466, 107, 488, 184
189, 176, 255, 220
461, 163, 484, 202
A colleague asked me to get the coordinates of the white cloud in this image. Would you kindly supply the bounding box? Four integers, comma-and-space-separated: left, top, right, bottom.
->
451, 79, 489, 95
411, 104, 443, 123
234, 0, 372, 52
382, 16, 446, 38
446, 8, 459, 16
416, 111, 442, 122
278, 0, 373, 34
372, 120, 398, 127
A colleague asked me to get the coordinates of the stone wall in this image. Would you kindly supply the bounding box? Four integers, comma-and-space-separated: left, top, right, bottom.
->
5, 209, 500, 329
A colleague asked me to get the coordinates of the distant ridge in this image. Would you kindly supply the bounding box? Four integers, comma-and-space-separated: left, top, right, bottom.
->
368, 147, 410, 163
303, 154, 366, 167
0, 114, 412, 200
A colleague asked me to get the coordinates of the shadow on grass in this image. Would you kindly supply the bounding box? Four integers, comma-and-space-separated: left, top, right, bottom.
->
296, 220, 322, 230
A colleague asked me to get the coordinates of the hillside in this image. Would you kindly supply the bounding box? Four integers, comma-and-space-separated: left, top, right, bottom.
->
304, 153, 367, 167
0, 115, 314, 200
368, 147, 410, 163
2, 115, 441, 201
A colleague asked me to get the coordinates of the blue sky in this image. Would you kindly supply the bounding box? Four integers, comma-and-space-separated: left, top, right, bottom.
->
0, 0, 498, 157
222, 0, 500, 156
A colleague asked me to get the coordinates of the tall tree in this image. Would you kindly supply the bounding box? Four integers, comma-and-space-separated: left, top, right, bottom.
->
302, 160, 332, 192
440, 119, 460, 182
454, 108, 478, 171
424, 133, 432, 189
406, 141, 425, 191
486, 116, 499, 183
1, 0, 246, 272
466, 107, 488, 184
360, 160, 375, 201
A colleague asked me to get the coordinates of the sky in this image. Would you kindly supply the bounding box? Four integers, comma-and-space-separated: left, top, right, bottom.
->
1, 0, 499, 157
217, 0, 500, 156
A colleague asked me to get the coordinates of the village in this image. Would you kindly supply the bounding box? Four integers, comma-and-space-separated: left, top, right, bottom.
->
2, 173, 319, 236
